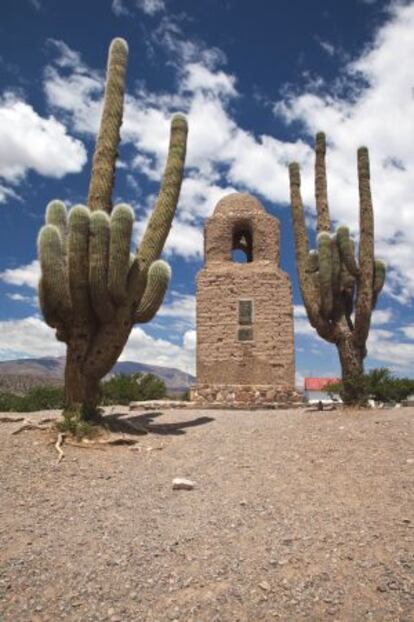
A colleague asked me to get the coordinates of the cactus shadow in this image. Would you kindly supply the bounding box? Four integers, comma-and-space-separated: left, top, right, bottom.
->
104, 410, 215, 436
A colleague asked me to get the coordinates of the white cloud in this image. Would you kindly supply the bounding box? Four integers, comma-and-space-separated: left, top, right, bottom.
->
150, 17, 226, 68
136, 0, 165, 15
6, 292, 37, 305
0, 316, 64, 360
401, 325, 414, 340
112, 0, 131, 16
367, 327, 414, 372
293, 304, 317, 336
163, 219, 204, 260
0, 184, 21, 204
121, 325, 194, 373
112, 0, 165, 17
183, 329, 195, 351
183, 63, 237, 97
371, 308, 393, 326
316, 38, 335, 57
0, 93, 86, 192
0, 259, 40, 289
159, 292, 195, 325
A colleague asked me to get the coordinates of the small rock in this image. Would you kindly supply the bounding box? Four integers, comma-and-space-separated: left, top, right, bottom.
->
172, 478, 195, 490
259, 580, 271, 591
240, 500, 247, 506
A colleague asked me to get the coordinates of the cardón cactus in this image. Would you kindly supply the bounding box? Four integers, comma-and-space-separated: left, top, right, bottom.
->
289, 133, 386, 405
37, 38, 188, 420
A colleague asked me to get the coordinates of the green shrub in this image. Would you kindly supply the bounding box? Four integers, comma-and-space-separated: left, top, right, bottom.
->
0, 392, 24, 412
326, 374, 369, 406
101, 372, 166, 405
0, 386, 65, 412
0, 373, 166, 412
327, 368, 414, 404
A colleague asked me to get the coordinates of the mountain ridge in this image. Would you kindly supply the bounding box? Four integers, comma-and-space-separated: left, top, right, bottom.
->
0, 356, 194, 393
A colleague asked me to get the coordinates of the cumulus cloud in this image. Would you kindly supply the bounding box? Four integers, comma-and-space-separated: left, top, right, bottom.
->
0, 316, 65, 360
120, 326, 194, 373
111, 0, 131, 16
368, 327, 414, 372
0, 93, 86, 195
136, 0, 165, 15
6, 292, 37, 305
158, 292, 195, 325
112, 0, 165, 17
0, 259, 40, 289
371, 308, 393, 326
0, 184, 21, 204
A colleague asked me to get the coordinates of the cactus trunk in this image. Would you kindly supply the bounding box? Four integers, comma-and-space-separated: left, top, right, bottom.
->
337, 339, 364, 383
64, 344, 100, 414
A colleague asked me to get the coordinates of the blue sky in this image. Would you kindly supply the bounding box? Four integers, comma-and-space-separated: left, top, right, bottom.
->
0, 0, 413, 384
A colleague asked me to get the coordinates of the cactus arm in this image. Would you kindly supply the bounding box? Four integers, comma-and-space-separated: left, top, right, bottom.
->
307, 249, 319, 273
89, 211, 115, 322
37, 225, 72, 320
46, 200, 68, 249
331, 233, 346, 322
68, 206, 93, 323
331, 235, 341, 295
134, 260, 171, 323
314, 132, 331, 233
108, 204, 134, 304
336, 226, 359, 277
373, 259, 386, 307
87, 38, 128, 214
354, 147, 375, 346
38, 277, 57, 328
289, 163, 333, 341
317, 232, 333, 318
137, 114, 188, 271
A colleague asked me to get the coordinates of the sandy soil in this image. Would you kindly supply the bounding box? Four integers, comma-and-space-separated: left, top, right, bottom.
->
0, 406, 413, 621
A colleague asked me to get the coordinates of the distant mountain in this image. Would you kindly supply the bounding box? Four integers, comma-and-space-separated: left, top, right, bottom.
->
0, 356, 194, 394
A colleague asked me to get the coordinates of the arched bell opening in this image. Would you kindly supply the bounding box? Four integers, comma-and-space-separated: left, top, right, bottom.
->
231, 221, 253, 263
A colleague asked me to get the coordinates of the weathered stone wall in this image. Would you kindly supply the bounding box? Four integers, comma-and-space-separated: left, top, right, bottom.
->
194, 192, 297, 405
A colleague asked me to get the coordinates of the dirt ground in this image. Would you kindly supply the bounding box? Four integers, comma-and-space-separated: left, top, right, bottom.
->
0, 406, 413, 622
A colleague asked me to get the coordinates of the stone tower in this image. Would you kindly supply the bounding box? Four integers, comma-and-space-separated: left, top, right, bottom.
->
192, 193, 296, 406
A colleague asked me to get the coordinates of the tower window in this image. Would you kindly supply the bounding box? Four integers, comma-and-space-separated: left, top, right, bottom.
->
232, 222, 253, 262
239, 300, 252, 325
238, 327, 254, 341
238, 299, 253, 341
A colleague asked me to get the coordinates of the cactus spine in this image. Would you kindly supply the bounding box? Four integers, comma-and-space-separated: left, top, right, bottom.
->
37, 38, 188, 420
289, 133, 386, 405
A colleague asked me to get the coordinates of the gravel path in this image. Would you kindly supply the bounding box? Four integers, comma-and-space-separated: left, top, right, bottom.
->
0, 407, 413, 621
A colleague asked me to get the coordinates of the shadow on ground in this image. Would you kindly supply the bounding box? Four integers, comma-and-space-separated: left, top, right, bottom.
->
103, 410, 215, 436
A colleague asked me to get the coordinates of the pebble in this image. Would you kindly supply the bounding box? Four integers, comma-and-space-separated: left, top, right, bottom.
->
172, 478, 195, 490
259, 580, 271, 591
